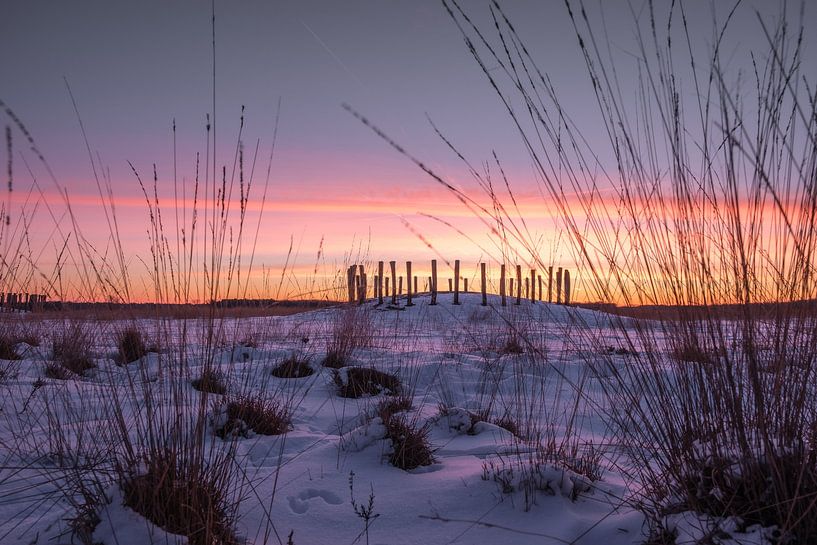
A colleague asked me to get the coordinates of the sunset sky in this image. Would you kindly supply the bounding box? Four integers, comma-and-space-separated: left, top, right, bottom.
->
2, 0, 812, 302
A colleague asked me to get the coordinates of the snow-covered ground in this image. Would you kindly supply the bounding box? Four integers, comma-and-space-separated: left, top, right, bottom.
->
0, 294, 681, 544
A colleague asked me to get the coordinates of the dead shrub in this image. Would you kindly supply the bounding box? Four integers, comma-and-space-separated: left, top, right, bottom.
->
499, 336, 524, 355
322, 307, 372, 368
333, 367, 401, 399
116, 326, 147, 364
0, 325, 19, 360
375, 395, 413, 423
270, 353, 314, 378
493, 415, 522, 438
44, 362, 72, 380
52, 322, 95, 376
215, 394, 291, 438
383, 415, 434, 470
121, 449, 240, 545
192, 368, 228, 395
16, 320, 41, 347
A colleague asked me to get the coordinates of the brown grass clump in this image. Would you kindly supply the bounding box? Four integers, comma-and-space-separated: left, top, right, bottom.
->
322, 307, 372, 368
121, 449, 240, 545
16, 320, 41, 347
0, 327, 19, 361
498, 336, 524, 356
192, 368, 228, 395
492, 415, 522, 438
382, 416, 434, 470
52, 322, 95, 376
375, 395, 433, 470
116, 326, 147, 364
216, 394, 291, 438
270, 353, 314, 378
375, 395, 413, 422
333, 367, 401, 399
44, 362, 72, 380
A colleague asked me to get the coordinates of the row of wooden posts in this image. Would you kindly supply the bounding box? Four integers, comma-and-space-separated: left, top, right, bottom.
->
346, 260, 571, 307
0, 293, 48, 312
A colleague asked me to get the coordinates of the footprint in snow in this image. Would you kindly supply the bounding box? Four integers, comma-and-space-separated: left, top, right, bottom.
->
287, 488, 343, 514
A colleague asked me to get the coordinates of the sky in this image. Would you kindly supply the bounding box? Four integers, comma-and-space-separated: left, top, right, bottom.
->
1, 0, 813, 302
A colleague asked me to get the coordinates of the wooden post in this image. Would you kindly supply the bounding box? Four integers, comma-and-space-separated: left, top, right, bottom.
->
515, 265, 522, 305
448, 278, 453, 292
530, 268, 536, 302
509, 278, 514, 301
480, 263, 487, 306
564, 270, 571, 305
525, 278, 529, 300
378, 261, 384, 305
547, 266, 553, 303
500, 264, 506, 306
453, 260, 460, 304
406, 261, 413, 306
556, 267, 563, 304
385, 277, 390, 301
358, 265, 366, 304
538, 274, 542, 301
389, 261, 397, 305
463, 278, 468, 293
399, 276, 403, 296
427, 277, 432, 294
347, 266, 355, 302
430, 259, 438, 305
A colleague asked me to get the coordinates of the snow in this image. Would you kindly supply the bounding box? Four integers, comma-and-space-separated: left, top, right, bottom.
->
0, 293, 655, 544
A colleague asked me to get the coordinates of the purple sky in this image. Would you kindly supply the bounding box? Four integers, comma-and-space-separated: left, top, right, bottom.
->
2, 0, 813, 301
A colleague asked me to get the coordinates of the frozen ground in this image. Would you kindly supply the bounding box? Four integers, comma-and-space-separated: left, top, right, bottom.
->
0, 293, 699, 544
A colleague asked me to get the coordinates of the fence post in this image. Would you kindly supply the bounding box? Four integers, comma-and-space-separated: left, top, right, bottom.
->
547, 266, 553, 303
431, 259, 438, 305
564, 270, 571, 305
463, 278, 468, 293
347, 266, 355, 302
399, 276, 403, 297
385, 277, 390, 301
390, 261, 397, 305
500, 264, 506, 306
481, 263, 487, 306
453, 260, 460, 304
378, 261, 384, 305
448, 278, 453, 292
359, 266, 367, 304
530, 268, 536, 302
406, 261, 413, 306
525, 278, 529, 301
414, 276, 418, 296
556, 267, 563, 305
515, 265, 522, 305
538, 274, 542, 301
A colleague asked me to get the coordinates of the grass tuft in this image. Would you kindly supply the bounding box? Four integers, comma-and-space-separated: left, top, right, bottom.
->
52, 322, 95, 376
215, 394, 291, 438
333, 366, 401, 399
270, 353, 314, 378
121, 449, 240, 545
192, 368, 228, 395
116, 326, 147, 364
0, 326, 20, 360
383, 415, 434, 470
322, 307, 372, 368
